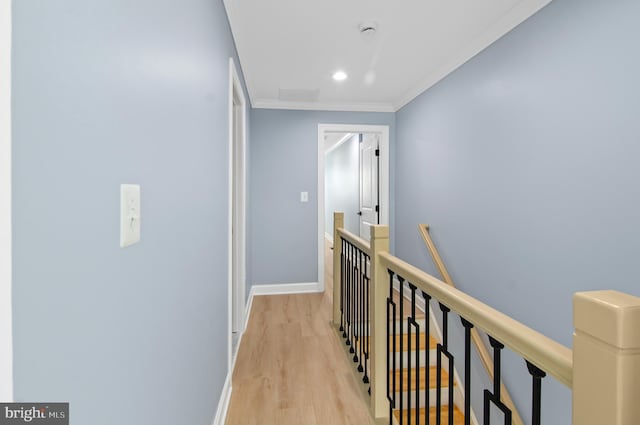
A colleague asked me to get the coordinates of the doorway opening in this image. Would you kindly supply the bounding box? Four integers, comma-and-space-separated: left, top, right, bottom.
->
317, 124, 390, 291
228, 58, 247, 369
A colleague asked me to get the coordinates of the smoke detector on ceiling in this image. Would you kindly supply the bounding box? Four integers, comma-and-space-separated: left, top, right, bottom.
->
359, 22, 378, 37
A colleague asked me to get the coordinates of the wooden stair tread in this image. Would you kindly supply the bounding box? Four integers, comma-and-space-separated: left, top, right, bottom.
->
391, 366, 453, 391
393, 405, 465, 425
394, 333, 437, 351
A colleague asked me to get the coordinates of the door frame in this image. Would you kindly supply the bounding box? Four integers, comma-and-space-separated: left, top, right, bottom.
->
227, 58, 247, 370
1, 0, 13, 401
317, 124, 389, 292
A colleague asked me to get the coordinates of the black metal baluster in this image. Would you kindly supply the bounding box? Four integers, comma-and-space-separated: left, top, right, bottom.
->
347, 243, 353, 348
436, 304, 445, 425
353, 245, 358, 356
344, 241, 350, 342
436, 303, 454, 425
345, 242, 349, 343
357, 250, 364, 369
387, 270, 397, 423
460, 318, 474, 425
408, 283, 420, 425
526, 361, 546, 425
351, 243, 357, 354
363, 254, 370, 385
352, 246, 357, 351
408, 282, 417, 425
421, 291, 431, 425
398, 276, 405, 425
340, 237, 345, 336
353, 246, 360, 362
407, 282, 413, 425
483, 336, 511, 425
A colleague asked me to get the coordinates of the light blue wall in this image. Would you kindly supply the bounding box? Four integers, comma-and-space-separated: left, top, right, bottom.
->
12, 1, 247, 424
395, 0, 640, 422
249, 110, 394, 286
325, 135, 360, 236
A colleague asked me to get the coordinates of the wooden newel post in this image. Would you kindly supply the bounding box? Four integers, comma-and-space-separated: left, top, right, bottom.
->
332, 212, 344, 326
573, 290, 640, 425
370, 224, 390, 419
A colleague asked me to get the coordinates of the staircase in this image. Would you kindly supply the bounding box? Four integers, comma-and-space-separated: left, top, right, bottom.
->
333, 213, 640, 425
389, 289, 467, 425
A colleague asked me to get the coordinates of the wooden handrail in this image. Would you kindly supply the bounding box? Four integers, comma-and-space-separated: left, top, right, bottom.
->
412, 229, 573, 388
419, 224, 524, 425
418, 224, 453, 284
337, 227, 371, 256
379, 250, 573, 387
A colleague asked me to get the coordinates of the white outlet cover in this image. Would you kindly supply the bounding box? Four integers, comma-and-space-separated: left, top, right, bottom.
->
120, 184, 141, 247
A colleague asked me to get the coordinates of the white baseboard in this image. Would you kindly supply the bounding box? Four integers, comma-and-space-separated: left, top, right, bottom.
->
230, 293, 255, 371
249, 281, 322, 296
324, 232, 333, 244
211, 373, 232, 425
243, 292, 254, 332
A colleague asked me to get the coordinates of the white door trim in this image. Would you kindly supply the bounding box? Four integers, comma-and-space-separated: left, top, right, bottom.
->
0, 0, 13, 401
227, 58, 247, 372
317, 124, 390, 291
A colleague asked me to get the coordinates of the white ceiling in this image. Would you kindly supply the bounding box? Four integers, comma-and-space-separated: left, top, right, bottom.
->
223, 0, 551, 112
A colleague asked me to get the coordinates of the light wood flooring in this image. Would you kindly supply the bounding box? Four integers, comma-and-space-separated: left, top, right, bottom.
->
225, 239, 375, 425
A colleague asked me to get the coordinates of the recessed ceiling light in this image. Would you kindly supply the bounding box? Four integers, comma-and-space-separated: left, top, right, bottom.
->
332, 71, 347, 81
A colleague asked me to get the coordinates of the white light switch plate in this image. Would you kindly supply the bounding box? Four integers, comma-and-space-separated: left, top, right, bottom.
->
120, 184, 141, 247
300, 191, 308, 202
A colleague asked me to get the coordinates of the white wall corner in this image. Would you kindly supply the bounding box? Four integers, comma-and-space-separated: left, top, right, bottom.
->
0, 0, 14, 402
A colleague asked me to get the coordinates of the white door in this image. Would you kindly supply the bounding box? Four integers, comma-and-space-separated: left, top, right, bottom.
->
359, 133, 379, 240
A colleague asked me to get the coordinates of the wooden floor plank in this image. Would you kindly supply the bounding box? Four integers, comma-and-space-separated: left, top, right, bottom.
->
226, 239, 374, 425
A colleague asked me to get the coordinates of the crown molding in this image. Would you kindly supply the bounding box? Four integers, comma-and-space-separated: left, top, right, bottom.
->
252, 98, 396, 113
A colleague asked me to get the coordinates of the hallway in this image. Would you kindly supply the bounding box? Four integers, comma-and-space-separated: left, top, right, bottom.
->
225, 240, 374, 424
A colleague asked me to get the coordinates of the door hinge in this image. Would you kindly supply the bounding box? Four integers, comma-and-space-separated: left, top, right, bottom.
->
375, 148, 380, 156
375, 205, 379, 212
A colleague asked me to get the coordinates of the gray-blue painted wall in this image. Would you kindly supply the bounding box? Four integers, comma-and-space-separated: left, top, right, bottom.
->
395, 0, 640, 422
249, 110, 394, 286
12, 1, 247, 424
325, 135, 360, 236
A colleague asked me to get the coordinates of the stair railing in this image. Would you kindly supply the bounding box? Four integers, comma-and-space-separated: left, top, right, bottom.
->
332, 212, 373, 388
331, 211, 640, 425
418, 224, 524, 425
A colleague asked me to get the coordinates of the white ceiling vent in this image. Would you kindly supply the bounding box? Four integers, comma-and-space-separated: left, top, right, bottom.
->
278, 88, 320, 102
